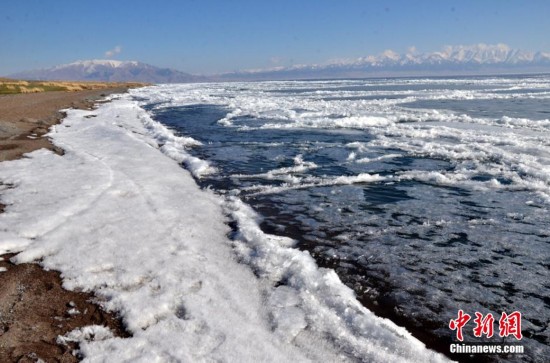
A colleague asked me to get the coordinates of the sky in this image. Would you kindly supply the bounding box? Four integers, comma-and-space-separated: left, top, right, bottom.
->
2, 0, 550, 75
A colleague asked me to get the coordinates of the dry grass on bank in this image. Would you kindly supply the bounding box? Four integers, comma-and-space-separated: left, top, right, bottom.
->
0, 78, 148, 95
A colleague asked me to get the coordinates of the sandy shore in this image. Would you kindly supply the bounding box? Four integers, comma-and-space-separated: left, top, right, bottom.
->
0, 88, 131, 362
0, 88, 130, 161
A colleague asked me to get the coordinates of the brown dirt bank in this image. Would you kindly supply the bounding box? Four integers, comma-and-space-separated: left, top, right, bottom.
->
0, 88, 134, 362
0, 88, 130, 161
0, 255, 128, 362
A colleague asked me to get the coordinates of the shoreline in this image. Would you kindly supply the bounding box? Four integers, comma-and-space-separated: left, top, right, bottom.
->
0, 89, 449, 362
0, 88, 132, 362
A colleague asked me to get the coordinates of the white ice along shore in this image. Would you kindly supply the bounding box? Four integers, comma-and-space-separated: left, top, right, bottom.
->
0, 93, 450, 362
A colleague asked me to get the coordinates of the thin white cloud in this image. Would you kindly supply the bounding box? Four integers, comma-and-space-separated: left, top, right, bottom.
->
269, 56, 284, 65
105, 45, 122, 58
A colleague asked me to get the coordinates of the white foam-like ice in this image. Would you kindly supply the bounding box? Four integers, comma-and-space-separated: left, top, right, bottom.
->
57, 325, 114, 346
231, 154, 318, 185
0, 94, 448, 362
139, 109, 216, 178
225, 197, 446, 362
237, 172, 386, 196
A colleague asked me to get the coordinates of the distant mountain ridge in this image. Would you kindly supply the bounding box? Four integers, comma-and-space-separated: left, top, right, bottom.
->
9, 44, 550, 83
10, 60, 206, 83
221, 44, 550, 80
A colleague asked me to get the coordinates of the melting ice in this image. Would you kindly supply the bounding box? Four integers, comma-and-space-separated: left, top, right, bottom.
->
131, 75, 550, 362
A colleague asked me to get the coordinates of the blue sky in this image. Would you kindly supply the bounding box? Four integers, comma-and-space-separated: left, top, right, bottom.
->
2, 0, 549, 75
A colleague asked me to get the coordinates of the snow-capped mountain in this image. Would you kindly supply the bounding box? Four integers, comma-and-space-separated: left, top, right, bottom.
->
11, 60, 206, 83
221, 44, 550, 80
348, 44, 549, 67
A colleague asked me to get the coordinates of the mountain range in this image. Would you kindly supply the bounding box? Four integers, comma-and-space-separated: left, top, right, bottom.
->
223, 44, 550, 80
10, 60, 206, 83
8, 44, 550, 83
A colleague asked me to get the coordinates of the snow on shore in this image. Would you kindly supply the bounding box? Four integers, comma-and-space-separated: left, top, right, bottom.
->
0, 93, 449, 362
